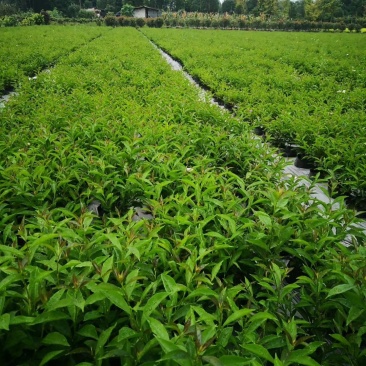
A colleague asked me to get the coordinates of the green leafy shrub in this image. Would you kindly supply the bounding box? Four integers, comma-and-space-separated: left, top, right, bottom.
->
104, 15, 117, 27
40, 10, 50, 25
78, 9, 95, 19
0, 25, 107, 93
154, 17, 164, 28
21, 13, 44, 26
129, 17, 136, 27
238, 17, 247, 29
146, 18, 156, 27
2, 15, 17, 26
121, 4, 134, 17
117, 16, 129, 26
136, 17, 145, 28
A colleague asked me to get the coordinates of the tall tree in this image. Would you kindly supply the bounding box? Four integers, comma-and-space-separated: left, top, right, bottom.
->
235, 0, 247, 14
247, 0, 259, 14
277, 0, 291, 17
316, 0, 343, 19
340, 0, 365, 16
221, 0, 236, 12
257, 0, 278, 16
289, 0, 306, 18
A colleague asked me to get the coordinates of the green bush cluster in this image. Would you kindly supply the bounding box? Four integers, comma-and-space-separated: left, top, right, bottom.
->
0, 9, 99, 27
20, 13, 44, 26
104, 16, 164, 28
161, 13, 365, 32
0, 26, 107, 93
0, 11, 47, 27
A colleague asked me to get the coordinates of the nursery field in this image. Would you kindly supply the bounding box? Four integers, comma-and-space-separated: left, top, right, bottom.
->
0, 25, 108, 93
0, 26, 366, 365
143, 29, 366, 209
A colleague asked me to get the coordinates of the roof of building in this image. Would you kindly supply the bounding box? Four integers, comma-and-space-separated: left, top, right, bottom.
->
133, 6, 160, 11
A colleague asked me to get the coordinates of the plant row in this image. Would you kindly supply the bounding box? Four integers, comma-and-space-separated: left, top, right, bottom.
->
0, 14, 100, 27
101, 14, 366, 32
161, 12, 366, 32
143, 28, 366, 208
0, 26, 365, 365
0, 25, 107, 93
2, 13, 364, 33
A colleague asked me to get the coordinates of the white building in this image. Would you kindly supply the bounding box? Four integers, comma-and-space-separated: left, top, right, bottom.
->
133, 6, 161, 18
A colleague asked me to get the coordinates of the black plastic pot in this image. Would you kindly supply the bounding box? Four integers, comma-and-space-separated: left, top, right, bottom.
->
294, 154, 315, 170
308, 168, 326, 180
253, 126, 266, 136
345, 194, 366, 219
280, 144, 299, 158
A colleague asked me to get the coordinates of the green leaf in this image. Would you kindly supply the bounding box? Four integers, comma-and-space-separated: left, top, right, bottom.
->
0, 244, 24, 258
219, 355, 251, 366
283, 318, 297, 344
156, 338, 186, 354
330, 334, 351, 346
192, 306, 216, 325
281, 283, 300, 299
272, 262, 282, 288
326, 284, 355, 298
254, 211, 272, 227
286, 354, 320, 366
0, 313, 10, 330
45, 289, 66, 311
346, 306, 364, 326
101, 255, 114, 283
117, 327, 139, 342
125, 269, 140, 301
95, 324, 116, 358
273, 354, 284, 366
161, 273, 179, 294
249, 312, 277, 323
211, 260, 223, 281
160, 350, 191, 363
28, 234, 59, 262
148, 317, 169, 340
39, 350, 65, 366
0, 273, 22, 292
142, 292, 168, 324
202, 356, 224, 366
32, 310, 70, 325
138, 338, 159, 362
84, 292, 106, 306
77, 324, 99, 340
242, 344, 274, 363
93, 283, 131, 315
42, 332, 70, 347
217, 327, 233, 348
9, 315, 35, 325
186, 288, 218, 300
44, 297, 75, 312
223, 308, 254, 326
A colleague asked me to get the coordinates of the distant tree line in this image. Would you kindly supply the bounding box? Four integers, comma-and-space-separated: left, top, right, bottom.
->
0, 1, 123, 16
221, 0, 365, 20
0, 0, 364, 19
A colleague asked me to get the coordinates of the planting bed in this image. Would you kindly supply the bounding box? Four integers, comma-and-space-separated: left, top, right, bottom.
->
143, 29, 366, 210
0, 25, 108, 93
0, 26, 366, 365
